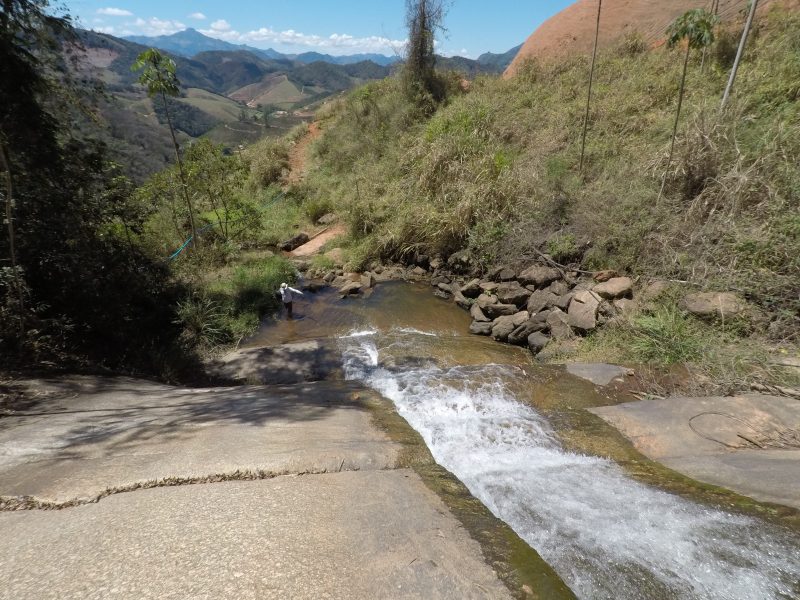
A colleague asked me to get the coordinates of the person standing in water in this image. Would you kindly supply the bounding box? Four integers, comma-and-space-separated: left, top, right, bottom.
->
279, 282, 304, 318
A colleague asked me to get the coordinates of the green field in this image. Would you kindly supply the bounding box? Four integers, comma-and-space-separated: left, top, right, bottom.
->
180, 88, 257, 122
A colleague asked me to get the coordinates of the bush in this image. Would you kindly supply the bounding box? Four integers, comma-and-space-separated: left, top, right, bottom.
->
246, 138, 289, 188
628, 306, 707, 365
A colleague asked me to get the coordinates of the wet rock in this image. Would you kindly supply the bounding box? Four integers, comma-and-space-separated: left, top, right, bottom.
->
411, 266, 427, 276
566, 363, 631, 386
593, 276, 633, 299
547, 308, 574, 340
491, 315, 517, 342
484, 303, 519, 319
339, 281, 362, 296
470, 303, 490, 322
568, 290, 601, 332
518, 265, 561, 288
316, 213, 338, 225
360, 272, 375, 289
469, 321, 493, 336
433, 289, 450, 299
460, 278, 482, 298
527, 332, 550, 354
681, 292, 747, 320
527, 290, 558, 314
495, 282, 532, 307
431, 275, 451, 287
278, 232, 310, 251
437, 282, 452, 294
452, 287, 471, 310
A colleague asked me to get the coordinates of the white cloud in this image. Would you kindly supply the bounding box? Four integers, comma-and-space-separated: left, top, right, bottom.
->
131, 17, 186, 36
197, 24, 406, 55
95, 25, 116, 34
188, 12, 207, 20
96, 7, 133, 17
209, 19, 232, 32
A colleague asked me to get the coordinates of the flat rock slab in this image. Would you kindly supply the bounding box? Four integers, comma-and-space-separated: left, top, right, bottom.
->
0, 376, 396, 503
565, 363, 630, 386
0, 471, 511, 600
590, 394, 800, 508
207, 340, 341, 384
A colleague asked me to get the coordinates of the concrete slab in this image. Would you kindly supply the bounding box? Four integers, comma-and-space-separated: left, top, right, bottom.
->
0, 471, 511, 600
590, 393, 800, 508
0, 376, 396, 503
565, 363, 630, 386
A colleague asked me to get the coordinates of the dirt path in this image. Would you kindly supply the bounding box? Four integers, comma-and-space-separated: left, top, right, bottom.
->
285, 121, 321, 186
290, 222, 346, 257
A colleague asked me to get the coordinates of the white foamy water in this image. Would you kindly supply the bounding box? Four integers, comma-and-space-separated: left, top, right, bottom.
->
340, 329, 800, 600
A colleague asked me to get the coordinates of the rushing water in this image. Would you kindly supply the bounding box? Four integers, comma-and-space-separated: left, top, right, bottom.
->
339, 326, 800, 600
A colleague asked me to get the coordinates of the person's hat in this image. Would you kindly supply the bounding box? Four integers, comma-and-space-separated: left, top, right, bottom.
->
280, 282, 288, 289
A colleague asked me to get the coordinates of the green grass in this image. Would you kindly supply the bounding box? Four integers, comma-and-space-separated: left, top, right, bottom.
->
180, 88, 257, 122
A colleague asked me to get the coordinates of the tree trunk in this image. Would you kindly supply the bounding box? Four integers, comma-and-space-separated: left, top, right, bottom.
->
721, 0, 759, 109
658, 43, 691, 201
161, 90, 198, 249
579, 0, 602, 173
0, 137, 25, 337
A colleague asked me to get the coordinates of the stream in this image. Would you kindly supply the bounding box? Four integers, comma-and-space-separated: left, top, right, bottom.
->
252, 282, 800, 599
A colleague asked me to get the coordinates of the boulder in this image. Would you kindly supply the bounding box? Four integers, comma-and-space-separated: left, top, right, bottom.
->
508, 318, 548, 345
460, 278, 482, 298
547, 308, 574, 340
339, 281, 363, 295
568, 290, 601, 331
681, 292, 747, 320
487, 265, 515, 281
411, 266, 427, 276
512, 311, 530, 327
479, 281, 499, 293
554, 292, 574, 311
484, 303, 519, 319
453, 287, 471, 310
477, 294, 497, 310
316, 213, 338, 226
491, 315, 518, 342
527, 332, 550, 354
437, 282, 452, 293
447, 250, 472, 273
429, 257, 444, 271
414, 253, 430, 268
640, 279, 671, 302
469, 321, 493, 336
527, 290, 558, 313
431, 275, 451, 287
278, 233, 310, 251
323, 271, 336, 284
495, 282, 532, 307
360, 272, 375, 289
332, 275, 348, 288
470, 303, 491, 322
593, 276, 633, 299
547, 280, 571, 296
518, 265, 561, 288
613, 298, 636, 315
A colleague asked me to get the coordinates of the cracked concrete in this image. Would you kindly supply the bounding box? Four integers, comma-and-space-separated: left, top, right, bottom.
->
0, 375, 514, 599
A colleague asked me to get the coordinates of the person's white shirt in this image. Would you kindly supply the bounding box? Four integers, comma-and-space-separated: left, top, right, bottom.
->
279, 285, 303, 303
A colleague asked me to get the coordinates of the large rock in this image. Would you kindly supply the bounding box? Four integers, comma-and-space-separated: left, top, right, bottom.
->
487, 265, 515, 281
593, 276, 633, 299
681, 292, 747, 320
554, 292, 574, 311
431, 275, 451, 287
476, 294, 496, 310
339, 281, 363, 296
460, 278, 482, 298
527, 332, 550, 354
547, 308, 574, 340
479, 281, 499, 293
278, 233, 310, 251
447, 250, 473, 273
360, 272, 375, 289
527, 290, 558, 313
547, 280, 571, 296
508, 317, 548, 345
495, 282, 532, 307
429, 257, 444, 271
491, 315, 518, 342
518, 265, 561, 288
469, 321, 493, 335
470, 303, 491, 322
452, 287, 471, 310
568, 290, 601, 331
411, 266, 427, 276
484, 303, 519, 319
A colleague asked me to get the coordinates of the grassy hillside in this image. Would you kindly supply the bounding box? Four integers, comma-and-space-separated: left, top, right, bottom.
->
298, 5, 798, 341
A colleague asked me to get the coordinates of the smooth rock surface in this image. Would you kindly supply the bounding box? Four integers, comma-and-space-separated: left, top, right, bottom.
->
565, 363, 630, 386
681, 292, 747, 320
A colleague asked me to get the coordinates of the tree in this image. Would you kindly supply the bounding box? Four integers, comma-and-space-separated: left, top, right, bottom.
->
658, 9, 718, 200
579, 0, 602, 173
721, 0, 759, 109
403, 0, 448, 106
132, 48, 198, 247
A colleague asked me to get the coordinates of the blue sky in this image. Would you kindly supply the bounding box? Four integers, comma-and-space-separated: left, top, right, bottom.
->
65, 1, 575, 57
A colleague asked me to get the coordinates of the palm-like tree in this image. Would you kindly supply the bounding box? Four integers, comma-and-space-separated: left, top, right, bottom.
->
132, 48, 198, 247
579, 0, 602, 173
659, 9, 719, 200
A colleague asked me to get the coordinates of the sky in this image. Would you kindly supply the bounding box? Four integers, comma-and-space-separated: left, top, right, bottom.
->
64, 0, 575, 58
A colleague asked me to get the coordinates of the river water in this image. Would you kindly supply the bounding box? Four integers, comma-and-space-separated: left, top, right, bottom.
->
253, 282, 800, 599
